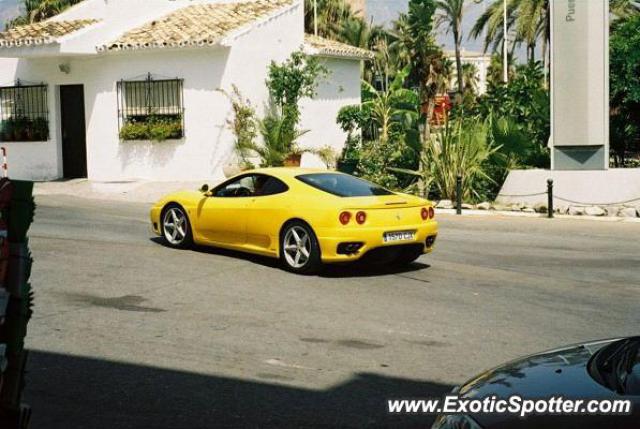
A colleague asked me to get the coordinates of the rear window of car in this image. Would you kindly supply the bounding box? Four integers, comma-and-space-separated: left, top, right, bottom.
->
296, 173, 394, 197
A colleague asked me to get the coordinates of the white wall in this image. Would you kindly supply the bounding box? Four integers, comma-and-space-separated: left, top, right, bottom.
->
0, 57, 61, 180
497, 168, 640, 208
299, 58, 361, 168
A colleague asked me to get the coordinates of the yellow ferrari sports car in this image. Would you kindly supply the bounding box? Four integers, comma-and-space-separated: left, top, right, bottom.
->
150, 168, 438, 274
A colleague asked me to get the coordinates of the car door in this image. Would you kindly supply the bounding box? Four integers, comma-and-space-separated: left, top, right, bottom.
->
245, 175, 290, 253
196, 174, 257, 246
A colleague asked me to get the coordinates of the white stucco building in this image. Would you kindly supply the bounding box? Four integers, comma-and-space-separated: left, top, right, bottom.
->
0, 0, 371, 181
444, 48, 491, 95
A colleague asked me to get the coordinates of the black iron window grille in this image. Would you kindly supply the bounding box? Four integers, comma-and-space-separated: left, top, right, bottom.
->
117, 74, 184, 141
0, 81, 49, 142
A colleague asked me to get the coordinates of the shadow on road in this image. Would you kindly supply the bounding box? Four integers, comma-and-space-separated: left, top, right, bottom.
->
150, 237, 431, 279
26, 350, 453, 428
319, 262, 430, 279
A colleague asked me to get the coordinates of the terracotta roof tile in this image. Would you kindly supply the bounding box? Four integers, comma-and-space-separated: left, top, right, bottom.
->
304, 34, 374, 60
0, 19, 99, 47
101, 0, 294, 52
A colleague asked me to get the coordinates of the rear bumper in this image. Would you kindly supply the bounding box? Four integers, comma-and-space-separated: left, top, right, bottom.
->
317, 221, 439, 263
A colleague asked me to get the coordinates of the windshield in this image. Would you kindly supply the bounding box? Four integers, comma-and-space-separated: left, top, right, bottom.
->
296, 173, 394, 197
588, 337, 640, 395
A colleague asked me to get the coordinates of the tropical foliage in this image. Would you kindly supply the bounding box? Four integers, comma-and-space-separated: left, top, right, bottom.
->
355, 68, 422, 190
435, 0, 465, 94
472, 63, 550, 152
305, 0, 561, 201
226, 51, 327, 168
6, 0, 81, 28
610, 13, 640, 166
257, 108, 310, 167
393, 117, 499, 201
471, 0, 550, 66
265, 51, 328, 154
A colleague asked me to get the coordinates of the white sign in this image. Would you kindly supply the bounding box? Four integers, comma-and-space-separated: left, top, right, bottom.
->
551, 0, 609, 165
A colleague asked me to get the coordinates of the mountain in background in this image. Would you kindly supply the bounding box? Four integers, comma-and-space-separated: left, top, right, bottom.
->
367, 0, 409, 26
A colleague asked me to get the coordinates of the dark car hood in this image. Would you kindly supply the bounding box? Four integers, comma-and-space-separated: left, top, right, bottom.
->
458, 339, 640, 428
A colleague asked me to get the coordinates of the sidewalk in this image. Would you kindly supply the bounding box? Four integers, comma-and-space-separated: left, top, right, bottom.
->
33, 179, 210, 204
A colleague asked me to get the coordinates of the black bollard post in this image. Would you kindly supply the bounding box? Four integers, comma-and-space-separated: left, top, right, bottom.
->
547, 179, 554, 219
456, 175, 462, 215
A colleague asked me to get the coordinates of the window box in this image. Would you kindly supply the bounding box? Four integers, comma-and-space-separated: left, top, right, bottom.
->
117, 76, 184, 142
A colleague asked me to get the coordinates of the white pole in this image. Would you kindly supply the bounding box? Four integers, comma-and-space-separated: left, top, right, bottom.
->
503, 0, 508, 83
314, 0, 318, 36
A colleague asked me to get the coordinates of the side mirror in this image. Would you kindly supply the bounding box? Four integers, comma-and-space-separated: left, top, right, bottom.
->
200, 184, 209, 193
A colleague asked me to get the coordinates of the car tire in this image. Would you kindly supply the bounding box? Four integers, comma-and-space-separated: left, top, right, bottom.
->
392, 247, 424, 266
280, 221, 322, 275
161, 204, 193, 249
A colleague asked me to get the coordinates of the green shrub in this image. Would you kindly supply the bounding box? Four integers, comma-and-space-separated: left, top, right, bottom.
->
336, 105, 367, 164
119, 122, 149, 141
119, 116, 183, 142
147, 119, 183, 141
392, 117, 500, 202
0, 116, 49, 142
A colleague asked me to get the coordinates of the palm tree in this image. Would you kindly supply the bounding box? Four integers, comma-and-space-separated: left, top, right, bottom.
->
404, 0, 446, 142
471, 0, 550, 78
7, 0, 80, 27
28, 0, 68, 22
304, 0, 357, 39
385, 14, 414, 85
513, 0, 549, 64
435, 0, 466, 94
461, 63, 479, 94
339, 16, 371, 48
470, 0, 517, 54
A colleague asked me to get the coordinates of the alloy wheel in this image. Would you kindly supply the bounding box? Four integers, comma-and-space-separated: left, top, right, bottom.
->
163, 207, 188, 245
283, 225, 311, 268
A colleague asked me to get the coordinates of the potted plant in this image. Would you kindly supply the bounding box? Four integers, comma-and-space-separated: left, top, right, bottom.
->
284, 146, 304, 167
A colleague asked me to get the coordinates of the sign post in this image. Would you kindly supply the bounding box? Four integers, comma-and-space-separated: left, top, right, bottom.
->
550, 0, 609, 170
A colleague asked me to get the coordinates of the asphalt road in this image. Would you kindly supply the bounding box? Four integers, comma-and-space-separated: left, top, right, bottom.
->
23, 195, 640, 428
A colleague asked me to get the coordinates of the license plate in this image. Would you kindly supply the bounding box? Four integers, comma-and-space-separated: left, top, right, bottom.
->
383, 231, 416, 243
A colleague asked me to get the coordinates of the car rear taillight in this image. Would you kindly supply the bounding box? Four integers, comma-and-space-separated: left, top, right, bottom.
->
339, 211, 352, 225
429, 207, 435, 219
421, 207, 429, 220
355, 211, 367, 224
